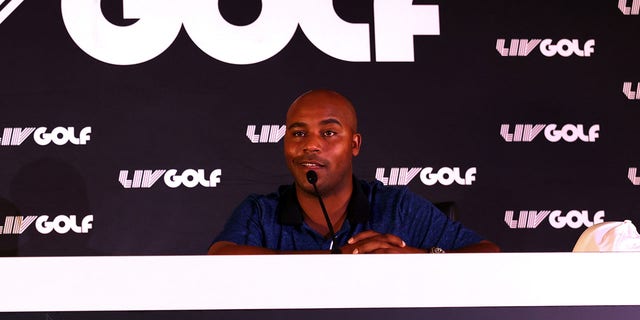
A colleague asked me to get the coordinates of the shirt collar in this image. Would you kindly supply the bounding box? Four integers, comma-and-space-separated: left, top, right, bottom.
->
277, 176, 370, 226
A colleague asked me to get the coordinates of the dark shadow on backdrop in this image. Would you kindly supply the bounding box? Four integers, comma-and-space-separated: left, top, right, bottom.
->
0, 197, 20, 256
8, 157, 99, 256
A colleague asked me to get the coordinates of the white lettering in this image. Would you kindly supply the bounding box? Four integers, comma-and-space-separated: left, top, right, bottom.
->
0, 0, 25, 25
504, 210, 552, 229
497, 38, 595, 57
623, 82, 640, 100
246, 125, 286, 143
299, 0, 371, 62
619, 0, 640, 15
7, 216, 37, 234
0, 127, 36, 146
183, 0, 300, 64
420, 167, 476, 186
629, 168, 640, 185
496, 39, 541, 57
1, 127, 90, 146
374, 0, 439, 61
119, 170, 167, 188
61, 0, 439, 65
544, 124, 599, 142
35, 215, 93, 234
549, 210, 605, 229
61, 0, 183, 65
501, 124, 599, 143
165, 169, 222, 188
505, 210, 605, 229
500, 124, 545, 142
33, 127, 91, 146
375, 167, 475, 186
121, 169, 222, 188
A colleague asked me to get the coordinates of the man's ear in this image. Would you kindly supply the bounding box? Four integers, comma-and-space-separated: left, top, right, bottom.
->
352, 133, 362, 156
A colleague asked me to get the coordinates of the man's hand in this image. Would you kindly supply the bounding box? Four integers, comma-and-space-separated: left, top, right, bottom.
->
341, 230, 427, 254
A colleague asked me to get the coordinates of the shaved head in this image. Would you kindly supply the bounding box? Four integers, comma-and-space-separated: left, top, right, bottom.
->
286, 90, 358, 133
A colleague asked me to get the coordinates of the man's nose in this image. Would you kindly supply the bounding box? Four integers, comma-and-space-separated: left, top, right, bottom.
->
303, 134, 322, 153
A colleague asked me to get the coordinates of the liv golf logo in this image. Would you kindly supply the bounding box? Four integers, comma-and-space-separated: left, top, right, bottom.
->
505, 210, 605, 229
119, 169, 222, 188
0, 215, 94, 235
375, 167, 476, 186
500, 124, 600, 142
0, 127, 91, 146
496, 39, 595, 57
60, 0, 439, 65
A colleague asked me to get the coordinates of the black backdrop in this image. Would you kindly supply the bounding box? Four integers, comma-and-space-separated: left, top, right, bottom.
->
1, 0, 639, 256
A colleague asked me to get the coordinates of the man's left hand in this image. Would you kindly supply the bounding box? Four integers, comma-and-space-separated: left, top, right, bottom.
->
341, 230, 427, 254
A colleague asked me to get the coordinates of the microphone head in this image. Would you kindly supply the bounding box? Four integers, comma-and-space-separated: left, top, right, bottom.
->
306, 170, 318, 185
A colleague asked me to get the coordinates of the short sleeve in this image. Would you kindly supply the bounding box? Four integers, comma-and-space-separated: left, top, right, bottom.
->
213, 196, 265, 246
398, 189, 484, 250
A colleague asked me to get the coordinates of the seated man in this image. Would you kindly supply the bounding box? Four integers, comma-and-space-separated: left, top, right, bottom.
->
209, 90, 499, 254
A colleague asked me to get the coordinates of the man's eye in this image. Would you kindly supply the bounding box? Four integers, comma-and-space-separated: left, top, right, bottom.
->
292, 131, 305, 137
323, 131, 336, 137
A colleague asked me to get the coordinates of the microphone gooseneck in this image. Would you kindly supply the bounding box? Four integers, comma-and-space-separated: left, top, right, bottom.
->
305, 170, 340, 254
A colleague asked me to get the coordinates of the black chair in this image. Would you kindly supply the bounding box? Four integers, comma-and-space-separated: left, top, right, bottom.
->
434, 201, 456, 221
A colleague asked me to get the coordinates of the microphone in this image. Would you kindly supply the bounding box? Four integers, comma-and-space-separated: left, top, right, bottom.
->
306, 170, 340, 254
306, 170, 318, 185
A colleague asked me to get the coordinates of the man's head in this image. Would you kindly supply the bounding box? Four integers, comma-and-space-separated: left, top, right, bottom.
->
284, 90, 362, 197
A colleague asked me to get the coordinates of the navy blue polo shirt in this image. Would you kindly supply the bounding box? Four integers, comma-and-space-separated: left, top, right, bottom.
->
214, 178, 484, 251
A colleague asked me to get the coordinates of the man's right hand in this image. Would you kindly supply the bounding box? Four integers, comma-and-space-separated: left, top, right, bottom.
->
209, 231, 426, 255
341, 230, 425, 254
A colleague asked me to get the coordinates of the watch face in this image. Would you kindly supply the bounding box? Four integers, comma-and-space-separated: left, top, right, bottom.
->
431, 247, 445, 254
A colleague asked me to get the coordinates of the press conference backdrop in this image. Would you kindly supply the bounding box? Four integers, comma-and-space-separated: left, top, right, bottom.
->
1, 0, 639, 257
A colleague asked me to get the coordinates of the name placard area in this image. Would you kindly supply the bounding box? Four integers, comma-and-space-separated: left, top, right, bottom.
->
1, 253, 638, 312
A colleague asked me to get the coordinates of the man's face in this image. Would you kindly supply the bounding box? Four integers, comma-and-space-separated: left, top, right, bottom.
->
284, 92, 361, 197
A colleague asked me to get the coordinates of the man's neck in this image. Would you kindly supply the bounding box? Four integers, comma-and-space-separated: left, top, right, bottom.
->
296, 179, 353, 238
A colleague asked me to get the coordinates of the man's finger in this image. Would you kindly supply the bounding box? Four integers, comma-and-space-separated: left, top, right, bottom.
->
347, 230, 381, 244
351, 236, 405, 253
353, 240, 396, 254
377, 233, 406, 248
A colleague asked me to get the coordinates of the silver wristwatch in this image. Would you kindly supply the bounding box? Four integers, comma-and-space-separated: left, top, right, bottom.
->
430, 247, 446, 254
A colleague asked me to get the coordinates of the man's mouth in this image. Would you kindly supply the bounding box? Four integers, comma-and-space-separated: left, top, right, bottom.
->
298, 160, 325, 169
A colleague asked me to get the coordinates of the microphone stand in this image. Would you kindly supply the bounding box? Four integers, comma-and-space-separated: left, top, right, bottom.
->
306, 170, 341, 254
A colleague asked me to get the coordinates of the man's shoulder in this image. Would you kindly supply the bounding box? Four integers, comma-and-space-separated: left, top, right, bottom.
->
359, 178, 436, 214
358, 178, 410, 199
243, 184, 294, 204
243, 185, 295, 209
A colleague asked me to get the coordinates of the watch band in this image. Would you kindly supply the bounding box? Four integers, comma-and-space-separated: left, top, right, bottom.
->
430, 247, 446, 254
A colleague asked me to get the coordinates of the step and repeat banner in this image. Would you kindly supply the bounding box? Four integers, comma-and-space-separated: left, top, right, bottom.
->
1, 0, 639, 257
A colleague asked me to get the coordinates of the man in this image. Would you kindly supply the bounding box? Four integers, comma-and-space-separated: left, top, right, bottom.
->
209, 90, 499, 254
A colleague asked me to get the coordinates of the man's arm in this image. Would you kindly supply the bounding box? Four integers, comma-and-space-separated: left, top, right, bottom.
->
209, 233, 500, 255
208, 234, 409, 255
208, 241, 328, 255
344, 231, 500, 254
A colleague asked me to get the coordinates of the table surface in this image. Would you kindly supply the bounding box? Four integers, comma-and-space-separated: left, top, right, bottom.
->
1, 252, 638, 312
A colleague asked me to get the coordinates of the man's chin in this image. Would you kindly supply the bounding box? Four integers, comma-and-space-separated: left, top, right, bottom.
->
294, 168, 321, 183
294, 180, 317, 196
